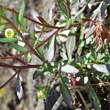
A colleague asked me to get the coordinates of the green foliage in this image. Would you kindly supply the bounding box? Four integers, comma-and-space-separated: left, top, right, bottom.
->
34, 38, 45, 60
10, 43, 28, 52
33, 66, 44, 79
18, 1, 25, 24
0, 0, 110, 109
59, 74, 73, 109
88, 82, 101, 110
0, 38, 19, 43
57, 0, 68, 17
0, 6, 5, 16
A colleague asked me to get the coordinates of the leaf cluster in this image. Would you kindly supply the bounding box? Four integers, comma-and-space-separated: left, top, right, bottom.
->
0, 0, 110, 109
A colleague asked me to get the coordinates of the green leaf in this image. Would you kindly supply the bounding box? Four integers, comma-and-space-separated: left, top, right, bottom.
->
72, 5, 86, 23
66, 19, 71, 29
23, 18, 28, 30
88, 82, 101, 110
0, 18, 4, 24
10, 43, 28, 52
59, 74, 73, 109
57, 0, 68, 17
35, 86, 46, 90
47, 36, 56, 62
77, 35, 93, 51
62, 76, 70, 84
31, 30, 36, 41
75, 18, 83, 24
15, 14, 19, 25
33, 70, 42, 79
33, 67, 44, 79
46, 83, 51, 97
77, 26, 85, 55
18, 1, 25, 24
66, 35, 76, 61
60, 49, 67, 60
47, 63, 53, 73
27, 52, 32, 62
0, 6, 5, 16
81, 35, 93, 46
34, 38, 45, 60
0, 38, 19, 43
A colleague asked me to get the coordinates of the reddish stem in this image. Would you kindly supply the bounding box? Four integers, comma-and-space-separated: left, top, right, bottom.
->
66, 0, 71, 18
0, 15, 43, 61
0, 5, 63, 29
6, 51, 28, 65
0, 69, 21, 89
0, 29, 60, 59
0, 62, 42, 69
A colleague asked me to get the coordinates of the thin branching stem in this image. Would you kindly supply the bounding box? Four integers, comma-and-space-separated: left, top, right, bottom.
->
0, 5, 82, 29
0, 69, 22, 89
0, 5, 63, 29
0, 62, 42, 69
6, 51, 29, 65
49, 71, 59, 85
0, 29, 60, 59
76, 89, 90, 110
0, 47, 28, 65
0, 15, 43, 60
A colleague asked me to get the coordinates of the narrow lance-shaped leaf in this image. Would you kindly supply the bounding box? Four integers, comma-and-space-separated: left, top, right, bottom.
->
35, 86, 46, 90
77, 26, 85, 55
66, 35, 76, 61
0, 18, 4, 24
23, 18, 28, 30
0, 38, 19, 43
14, 14, 19, 25
33, 67, 44, 79
72, 5, 86, 23
0, 6, 5, 16
47, 63, 53, 73
77, 35, 93, 48
37, 16, 51, 26
66, 18, 71, 29
10, 43, 28, 52
59, 74, 73, 109
46, 84, 51, 97
88, 82, 101, 110
16, 75, 23, 100
33, 70, 42, 80
34, 38, 45, 60
30, 22, 36, 41
46, 36, 56, 62
60, 49, 68, 60
18, 1, 25, 24
27, 52, 32, 62
57, 0, 68, 17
